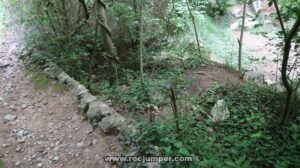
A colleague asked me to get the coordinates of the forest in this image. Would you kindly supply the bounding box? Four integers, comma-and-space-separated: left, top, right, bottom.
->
0, 0, 299, 168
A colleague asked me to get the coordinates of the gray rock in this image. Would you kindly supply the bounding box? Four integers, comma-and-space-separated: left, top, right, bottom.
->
87, 101, 115, 122
65, 76, 78, 87
76, 141, 85, 148
15, 161, 21, 166
92, 139, 97, 145
37, 163, 43, 168
252, 0, 261, 14
17, 136, 26, 143
21, 103, 28, 109
2, 144, 9, 147
42, 62, 56, 69
78, 93, 97, 113
52, 156, 59, 161
9, 105, 17, 111
0, 63, 10, 68
264, 78, 275, 85
231, 8, 242, 18
43, 66, 62, 79
230, 21, 241, 31
244, 71, 264, 85
16, 146, 22, 152
99, 113, 126, 134
57, 72, 70, 83
4, 114, 17, 121
119, 121, 137, 137
75, 84, 89, 98
210, 99, 230, 122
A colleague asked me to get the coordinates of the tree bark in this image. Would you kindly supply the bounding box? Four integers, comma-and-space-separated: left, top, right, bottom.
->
170, 87, 180, 134
272, 0, 286, 37
186, 0, 201, 54
88, 20, 99, 90
238, 0, 246, 76
280, 17, 300, 124
96, 0, 118, 85
139, 0, 144, 84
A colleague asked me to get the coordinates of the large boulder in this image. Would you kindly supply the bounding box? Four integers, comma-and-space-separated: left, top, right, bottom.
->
99, 113, 126, 134
86, 101, 115, 122
210, 99, 230, 122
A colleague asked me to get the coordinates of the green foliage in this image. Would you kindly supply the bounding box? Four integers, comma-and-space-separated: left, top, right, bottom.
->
26, 65, 51, 89
25, 65, 68, 92
126, 84, 300, 167
52, 82, 68, 93
0, 160, 4, 168
91, 70, 158, 113
279, 0, 300, 20
190, 15, 252, 67
189, 0, 230, 17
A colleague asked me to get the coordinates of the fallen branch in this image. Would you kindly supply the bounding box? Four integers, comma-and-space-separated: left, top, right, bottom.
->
191, 71, 218, 81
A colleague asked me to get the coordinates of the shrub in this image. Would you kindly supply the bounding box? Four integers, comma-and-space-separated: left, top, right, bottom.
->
125, 84, 300, 168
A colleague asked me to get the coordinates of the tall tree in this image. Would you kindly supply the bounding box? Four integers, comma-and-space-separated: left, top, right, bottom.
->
238, 0, 247, 76
271, 0, 300, 124
139, 0, 144, 84
186, 0, 201, 54
96, 0, 119, 85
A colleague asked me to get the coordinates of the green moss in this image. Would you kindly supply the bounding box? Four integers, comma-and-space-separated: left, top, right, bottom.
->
0, 159, 5, 168
52, 82, 68, 93
26, 64, 68, 93
30, 70, 51, 89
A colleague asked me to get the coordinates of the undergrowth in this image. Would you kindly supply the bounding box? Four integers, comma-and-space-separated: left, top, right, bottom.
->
0, 160, 4, 168
25, 65, 68, 92
125, 84, 300, 168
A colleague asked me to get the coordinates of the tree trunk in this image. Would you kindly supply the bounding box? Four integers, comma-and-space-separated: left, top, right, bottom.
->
96, 0, 118, 85
272, 0, 286, 37
280, 17, 300, 124
139, 0, 144, 84
186, 0, 201, 54
170, 87, 180, 134
88, 21, 99, 90
238, 0, 247, 76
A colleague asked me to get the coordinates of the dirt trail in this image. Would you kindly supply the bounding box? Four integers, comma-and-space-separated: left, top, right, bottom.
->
0, 30, 119, 168
228, 1, 279, 85
230, 1, 299, 85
